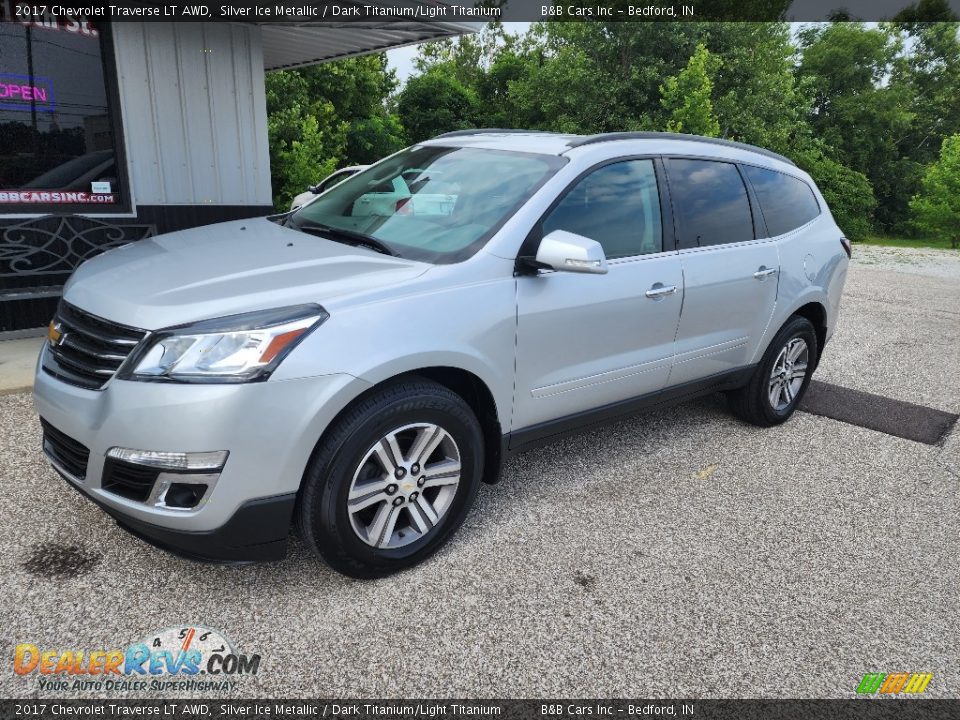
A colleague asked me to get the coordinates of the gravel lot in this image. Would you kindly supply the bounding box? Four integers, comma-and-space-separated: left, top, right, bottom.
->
1, 245, 957, 699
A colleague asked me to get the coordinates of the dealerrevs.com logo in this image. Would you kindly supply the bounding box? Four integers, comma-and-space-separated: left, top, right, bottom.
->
13, 626, 260, 693
856, 673, 933, 695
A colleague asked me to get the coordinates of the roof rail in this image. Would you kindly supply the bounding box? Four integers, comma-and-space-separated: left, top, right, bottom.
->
433, 128, 563, 139
566, 131, 796, 166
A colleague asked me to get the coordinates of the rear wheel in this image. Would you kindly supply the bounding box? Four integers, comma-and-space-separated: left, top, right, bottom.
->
728, 316, 818, 427
298, 378, 483, 578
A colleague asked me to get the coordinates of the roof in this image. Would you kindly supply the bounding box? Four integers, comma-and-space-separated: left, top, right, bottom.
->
424, 131, 581, 156
568, 131, 795, 165
428, 129, 797, 167
259, 15, 479, 71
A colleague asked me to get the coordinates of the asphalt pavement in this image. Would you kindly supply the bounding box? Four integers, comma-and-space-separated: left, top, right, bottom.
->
1, 244, 957, 699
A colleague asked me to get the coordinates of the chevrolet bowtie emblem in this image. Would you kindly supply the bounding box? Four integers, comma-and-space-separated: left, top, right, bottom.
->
47, 321, 63, 345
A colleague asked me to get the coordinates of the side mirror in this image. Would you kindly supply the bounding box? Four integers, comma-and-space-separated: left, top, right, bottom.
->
309, 184, 322, 195
535, 230, 608, 274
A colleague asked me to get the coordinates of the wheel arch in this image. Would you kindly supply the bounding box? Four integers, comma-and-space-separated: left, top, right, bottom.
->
407, 367, 503, 485
789, 301, 828, 368
301, 366, 505, 494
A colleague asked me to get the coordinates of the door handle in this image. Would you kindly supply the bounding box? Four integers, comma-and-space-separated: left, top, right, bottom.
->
753, 266, 778, 280
645, 284, 677, 299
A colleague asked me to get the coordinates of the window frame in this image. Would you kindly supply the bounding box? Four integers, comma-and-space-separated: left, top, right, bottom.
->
663, 155, 768, 251
0, 22, 132, 217
739, 161, 821, 239
516, 154, 676, 272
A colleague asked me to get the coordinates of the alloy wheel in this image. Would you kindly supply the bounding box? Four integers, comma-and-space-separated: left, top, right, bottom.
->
347, 423, 461, 549
768, 337, 809, 411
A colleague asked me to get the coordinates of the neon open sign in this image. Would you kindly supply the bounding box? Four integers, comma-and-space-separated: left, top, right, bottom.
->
0, 73, 55, 112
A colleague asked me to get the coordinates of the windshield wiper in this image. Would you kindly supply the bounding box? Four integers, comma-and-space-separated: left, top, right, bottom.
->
291, 221, 396, 257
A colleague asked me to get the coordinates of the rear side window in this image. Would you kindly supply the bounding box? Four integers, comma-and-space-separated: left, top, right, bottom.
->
743, 165, 820, 236
667, 159, 754, 247
542, 159, 663, 259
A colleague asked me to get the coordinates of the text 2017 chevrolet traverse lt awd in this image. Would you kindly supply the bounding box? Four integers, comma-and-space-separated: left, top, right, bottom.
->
34, 131, 849, 577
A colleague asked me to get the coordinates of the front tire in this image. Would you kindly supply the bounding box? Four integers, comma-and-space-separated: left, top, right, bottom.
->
728, 316, 818, 427
298, 378, 483, 578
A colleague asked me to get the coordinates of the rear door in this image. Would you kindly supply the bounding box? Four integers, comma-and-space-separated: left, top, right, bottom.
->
665, 157, 779, 386
512, 158, 683, 431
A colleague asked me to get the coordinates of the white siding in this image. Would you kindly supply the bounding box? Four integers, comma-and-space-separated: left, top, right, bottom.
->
111, 23, 271, 207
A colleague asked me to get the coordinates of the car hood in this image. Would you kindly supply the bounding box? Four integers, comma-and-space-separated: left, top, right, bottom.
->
63, 218, 430, 330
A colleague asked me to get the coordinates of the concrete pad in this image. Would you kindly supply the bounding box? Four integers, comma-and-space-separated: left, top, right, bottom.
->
0, 336, 43, 394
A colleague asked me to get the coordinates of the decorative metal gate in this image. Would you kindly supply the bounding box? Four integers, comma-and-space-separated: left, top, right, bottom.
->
0, 215, 156, 333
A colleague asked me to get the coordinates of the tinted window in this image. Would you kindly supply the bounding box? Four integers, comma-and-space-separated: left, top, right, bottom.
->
0, 18, 124, 211
667, 159, 754, 247
542, 160, 663, 259
744, 165, 820, 236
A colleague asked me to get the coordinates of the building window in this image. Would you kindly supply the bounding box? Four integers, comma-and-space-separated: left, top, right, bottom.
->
0, 14, 125, 213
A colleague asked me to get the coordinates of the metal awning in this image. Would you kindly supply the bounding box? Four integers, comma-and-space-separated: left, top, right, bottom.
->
259, 9, 479, 71
261, 22, 478, 70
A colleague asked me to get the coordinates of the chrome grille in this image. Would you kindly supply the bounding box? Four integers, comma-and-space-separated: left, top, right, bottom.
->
42, 302, 146, 390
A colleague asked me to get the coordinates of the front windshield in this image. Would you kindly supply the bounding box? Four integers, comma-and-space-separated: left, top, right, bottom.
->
288, 145, 566, 263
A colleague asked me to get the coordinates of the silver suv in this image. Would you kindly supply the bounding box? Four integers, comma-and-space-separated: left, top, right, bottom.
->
34, 131, 850, 577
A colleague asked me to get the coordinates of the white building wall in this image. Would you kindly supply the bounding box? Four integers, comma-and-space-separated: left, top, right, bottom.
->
110, 22, 272, 208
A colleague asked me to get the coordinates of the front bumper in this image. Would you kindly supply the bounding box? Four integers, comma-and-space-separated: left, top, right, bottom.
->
55, 463, 296, 562
33, 346, 370, 561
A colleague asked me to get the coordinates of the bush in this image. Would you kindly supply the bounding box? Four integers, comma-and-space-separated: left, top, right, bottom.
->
396, 72, 478, 143
909, 134, 960, 249
794, 149, 877, 240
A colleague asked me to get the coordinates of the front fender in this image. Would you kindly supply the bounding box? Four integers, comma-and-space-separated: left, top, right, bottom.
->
272, 277, 517, 430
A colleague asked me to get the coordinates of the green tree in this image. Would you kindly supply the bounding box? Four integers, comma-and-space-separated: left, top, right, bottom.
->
910, 134, 960, 248
265, 54, 403, 209
704, 23, 811, 155
797, 23, 914, 230
399, 19, 957, 240
267, 106, 341, 210
794, 145, 877, 240
396, 71, 478, 142
507, 22, 700, 133
890, 8, 960, 172
660, 43, 721, 136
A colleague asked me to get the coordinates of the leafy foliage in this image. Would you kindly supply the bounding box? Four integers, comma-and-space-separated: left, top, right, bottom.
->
794, 146, 877, 240
264, 19, 960, 244
265, 55, 403, 209
396, 72, 478, 143
660, 44, 721, 136
910, 134, 960, 248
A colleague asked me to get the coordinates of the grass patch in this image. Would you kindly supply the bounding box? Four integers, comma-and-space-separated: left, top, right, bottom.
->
855, 235, 958, 250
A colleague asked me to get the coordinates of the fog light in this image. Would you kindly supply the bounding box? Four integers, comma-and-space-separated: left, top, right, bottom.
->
164, 482, 209, 509
106, 447, 227, 470
147, 472, 220, 511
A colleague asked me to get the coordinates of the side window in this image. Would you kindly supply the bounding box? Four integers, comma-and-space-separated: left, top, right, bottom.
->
667, 159, 754, 247
743, 165, 820, 237
542, 159, 663, 259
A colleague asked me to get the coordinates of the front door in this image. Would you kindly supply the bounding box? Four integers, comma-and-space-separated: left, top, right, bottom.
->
512, 159, 683, 432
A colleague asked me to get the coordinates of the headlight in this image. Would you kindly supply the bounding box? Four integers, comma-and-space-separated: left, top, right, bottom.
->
121, 304, 328, 383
